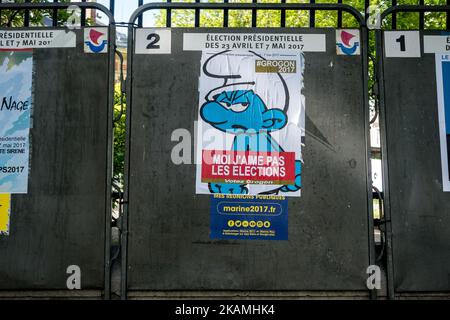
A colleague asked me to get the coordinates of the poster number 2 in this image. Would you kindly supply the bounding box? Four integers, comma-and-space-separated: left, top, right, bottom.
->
146, 33, 160, 49
136, 29, 171, 54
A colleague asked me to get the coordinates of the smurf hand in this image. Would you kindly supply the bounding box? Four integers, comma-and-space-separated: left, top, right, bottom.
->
280, 160, 302, 193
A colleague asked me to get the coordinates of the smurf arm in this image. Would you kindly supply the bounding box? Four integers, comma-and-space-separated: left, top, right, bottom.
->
280, 160, 302, 193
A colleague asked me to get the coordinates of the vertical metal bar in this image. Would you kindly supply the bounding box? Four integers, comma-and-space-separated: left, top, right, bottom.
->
364, 0, 369, 25
53, 0, 58, 27
110, 0, 115, 16
365, 0, 376, 300
195, 0, 200, 27
81, 0, 86, 26
223, 0, 229, 27
252, 0, 257, 27
419, 0, 424, 30
361, 25, 377, 300
280, 0, 286, 28
24, 0, 30, 27
122, 22, 135, 300
337, 0, 342, 28
167, 0, 172, 27
104, 22, 116, 301
447, 0, 450, 30
309, 0, 315, 27
375, 28, 396, 300
391, 0, 397, 29
138, 0, 143, 28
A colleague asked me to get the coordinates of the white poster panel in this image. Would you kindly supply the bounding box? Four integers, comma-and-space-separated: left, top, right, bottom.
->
435, 54, 450, 191
195, 50, 305, 197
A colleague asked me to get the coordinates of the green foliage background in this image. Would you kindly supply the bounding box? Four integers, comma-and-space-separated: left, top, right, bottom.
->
1, 0, 66, 27
152, 0, 448, 29
114, 84, 126, 183
0, 0, 93, 27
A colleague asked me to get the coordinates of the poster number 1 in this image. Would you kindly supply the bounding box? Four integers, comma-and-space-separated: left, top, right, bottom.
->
385, 31, 420, 58
396, 35, 406, 52
146, 33, 160, 49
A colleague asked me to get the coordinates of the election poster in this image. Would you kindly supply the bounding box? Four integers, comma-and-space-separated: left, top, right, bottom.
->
435, 54, 450, 191
0, 50, 33, 194
196, 50, 305, 197
210, 194, 288, 240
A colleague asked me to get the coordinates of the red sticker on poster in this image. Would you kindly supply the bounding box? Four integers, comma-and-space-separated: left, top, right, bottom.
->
201, 150, 296, 185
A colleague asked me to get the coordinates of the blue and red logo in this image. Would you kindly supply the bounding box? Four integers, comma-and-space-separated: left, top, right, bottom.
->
84, 28, 108, 53
336, 30, 360, 56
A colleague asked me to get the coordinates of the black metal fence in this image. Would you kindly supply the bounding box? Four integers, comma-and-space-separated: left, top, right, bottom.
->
2, 1, 450, 27
123, 1, 373, 300
1, 1, 450, 300
375, 4, 450, 299
0, 1, 116, 299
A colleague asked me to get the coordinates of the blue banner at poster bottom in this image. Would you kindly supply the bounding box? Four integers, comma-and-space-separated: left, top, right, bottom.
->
210, 194, 288, 240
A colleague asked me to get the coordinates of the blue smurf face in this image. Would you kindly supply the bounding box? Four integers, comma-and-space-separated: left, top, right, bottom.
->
200, 90, 287, 134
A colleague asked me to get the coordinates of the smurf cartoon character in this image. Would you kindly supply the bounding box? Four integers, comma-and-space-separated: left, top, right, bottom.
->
196, 50, 304, 196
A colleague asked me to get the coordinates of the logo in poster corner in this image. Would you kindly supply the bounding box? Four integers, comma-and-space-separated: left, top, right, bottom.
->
336, 29, 360, 56
84, 28, 108, 53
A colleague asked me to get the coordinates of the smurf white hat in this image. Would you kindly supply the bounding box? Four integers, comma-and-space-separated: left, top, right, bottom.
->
201, 50, 289, 112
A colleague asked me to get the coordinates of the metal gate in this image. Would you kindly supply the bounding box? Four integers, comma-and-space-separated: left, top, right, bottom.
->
377, 5, 450, 297
0, 2, 115, 298
123, 3, 374, 299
